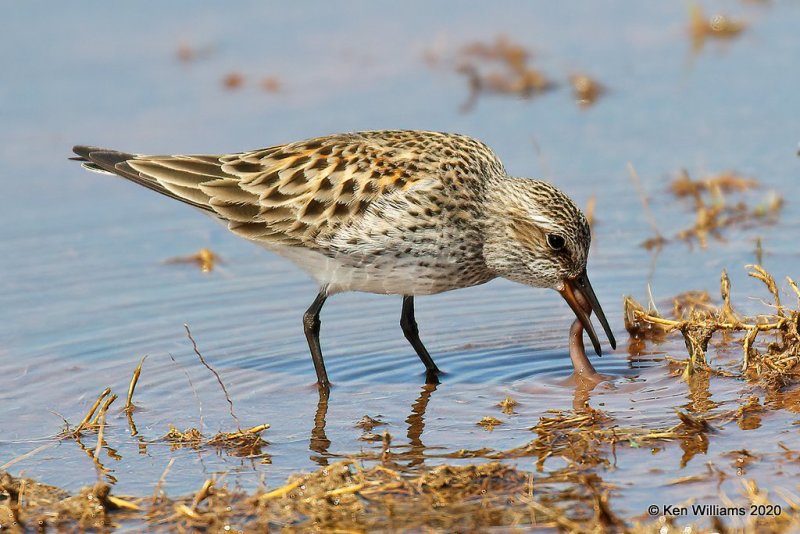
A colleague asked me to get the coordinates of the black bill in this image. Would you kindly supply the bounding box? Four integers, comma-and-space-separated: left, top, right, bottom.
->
558, 270, 616, 357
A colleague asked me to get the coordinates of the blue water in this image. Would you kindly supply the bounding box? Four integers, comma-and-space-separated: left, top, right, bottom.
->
1, 0, 798, 526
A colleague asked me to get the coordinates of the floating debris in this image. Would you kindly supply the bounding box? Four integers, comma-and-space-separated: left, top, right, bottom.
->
671, 170, 781, 248
260, 76, 281, 92
689, 3, 747, 52
355, 415, 386, 432
497, 396, 519, 415
570, 73, 604, 108
220, 72, 283, 93
454, 35, 554, 112
670, 170, 758, 198
477, 416, 504, 431
625, 265, 800, 382
164, 248, 222, 272
430, 35, 610, 112
632, 167, 782, 250
175, 43, 214, 63
162, 424, 269, 457
176, 43, 194, 62
162, 426, 203, 450
222, 72, 244, 90
207, 425, 270, 458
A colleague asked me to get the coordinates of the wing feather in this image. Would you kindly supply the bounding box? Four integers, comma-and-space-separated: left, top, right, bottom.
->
72, 131, 505, 250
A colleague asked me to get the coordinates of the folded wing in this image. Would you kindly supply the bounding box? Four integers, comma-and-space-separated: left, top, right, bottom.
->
72, 132, 451, 248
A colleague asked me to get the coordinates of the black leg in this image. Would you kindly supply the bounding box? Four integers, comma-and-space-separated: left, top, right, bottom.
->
400, 296, 441, 379
303, 288, 329, 388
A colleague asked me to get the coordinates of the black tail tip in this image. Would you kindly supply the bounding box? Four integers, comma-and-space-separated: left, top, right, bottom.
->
70, 146, 135, 169
72, 145, 101, 160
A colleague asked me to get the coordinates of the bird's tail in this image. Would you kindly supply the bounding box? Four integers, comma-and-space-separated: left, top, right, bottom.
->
71, 145, 216, 212
70, 145, 130, 176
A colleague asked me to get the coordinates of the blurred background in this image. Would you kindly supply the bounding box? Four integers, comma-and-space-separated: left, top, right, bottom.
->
1, 0, 798, 520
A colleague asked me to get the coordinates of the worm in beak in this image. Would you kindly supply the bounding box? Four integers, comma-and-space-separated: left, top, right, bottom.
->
558, 270, 616, 357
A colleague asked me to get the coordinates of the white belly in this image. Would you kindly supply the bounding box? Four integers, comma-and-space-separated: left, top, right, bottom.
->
266, 244, 471, 295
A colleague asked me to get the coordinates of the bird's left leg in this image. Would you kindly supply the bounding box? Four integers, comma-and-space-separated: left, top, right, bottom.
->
400, 296, 441, 382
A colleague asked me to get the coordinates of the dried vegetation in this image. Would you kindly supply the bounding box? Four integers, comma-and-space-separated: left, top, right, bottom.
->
632, 167, 782, 250
625, 265, 800, 383
570, 73, 605, 109
4, 398, 800, 531
162, 424, 270, 459
455, 36, 554, 112
164, 247, 222, 272
429, 35, 605, 111
689, 2, 747, 53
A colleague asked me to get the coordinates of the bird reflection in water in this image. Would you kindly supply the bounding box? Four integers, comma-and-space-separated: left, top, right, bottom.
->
309, 389, 331, 466
308, 383, 439, 467
571, 377, 607, 411
403, 382, 438, 467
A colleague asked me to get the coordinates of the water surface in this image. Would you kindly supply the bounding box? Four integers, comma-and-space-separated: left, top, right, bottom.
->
1, 0, 799, 526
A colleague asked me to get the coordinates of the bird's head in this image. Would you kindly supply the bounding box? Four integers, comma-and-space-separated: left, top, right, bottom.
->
483, 178, 616, 355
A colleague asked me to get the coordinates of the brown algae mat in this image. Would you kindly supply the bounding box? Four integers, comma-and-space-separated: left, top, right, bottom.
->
2, 422, 800, 532
0, 462, 611, 531
4, 364, 800, 531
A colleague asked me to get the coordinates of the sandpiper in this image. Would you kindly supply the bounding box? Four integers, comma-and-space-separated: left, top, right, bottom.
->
72, 130, 615, 387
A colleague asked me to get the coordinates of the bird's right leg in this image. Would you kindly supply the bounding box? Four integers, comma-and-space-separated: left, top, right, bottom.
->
401, 296, 441, 383
303, 288, 329, 389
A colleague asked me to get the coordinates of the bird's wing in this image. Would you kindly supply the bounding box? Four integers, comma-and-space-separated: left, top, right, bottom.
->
73, 131, 504, 248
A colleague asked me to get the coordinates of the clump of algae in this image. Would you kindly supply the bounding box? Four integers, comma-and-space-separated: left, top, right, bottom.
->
162, 424, 270, 458
629, 166, 783, 251
625, 265, 800, 383
5, 435, 800, 532
688, 2, 746, 53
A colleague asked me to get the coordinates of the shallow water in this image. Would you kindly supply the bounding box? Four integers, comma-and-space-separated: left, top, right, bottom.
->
2, 0, 799, 527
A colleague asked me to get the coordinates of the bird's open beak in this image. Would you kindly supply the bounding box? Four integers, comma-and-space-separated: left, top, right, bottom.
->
558, 270, 616, 357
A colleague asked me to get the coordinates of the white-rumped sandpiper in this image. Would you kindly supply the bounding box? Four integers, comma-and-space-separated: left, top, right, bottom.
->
73, 130, 615, 388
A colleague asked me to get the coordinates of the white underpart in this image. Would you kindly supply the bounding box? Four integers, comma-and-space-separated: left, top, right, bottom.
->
217, 207, 455, 295
261, 244, 453, 296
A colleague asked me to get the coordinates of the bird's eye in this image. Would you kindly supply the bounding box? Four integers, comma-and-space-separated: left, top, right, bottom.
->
547, 234, 566, 251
